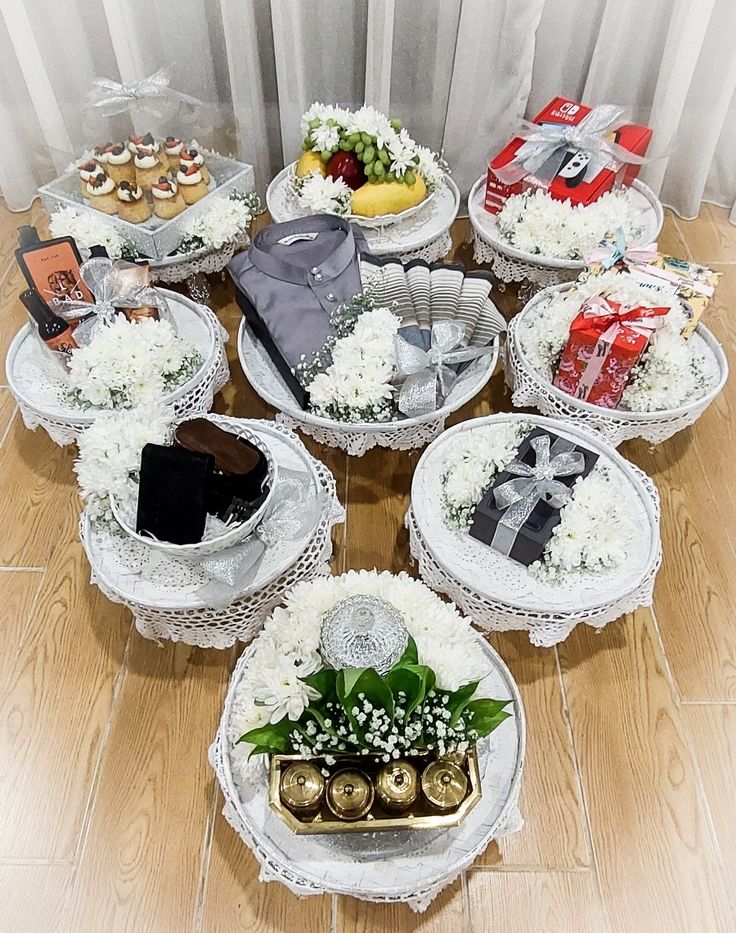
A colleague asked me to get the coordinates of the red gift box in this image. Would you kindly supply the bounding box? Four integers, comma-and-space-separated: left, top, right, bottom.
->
485, 96, 652, 214
552, 296, 668, 409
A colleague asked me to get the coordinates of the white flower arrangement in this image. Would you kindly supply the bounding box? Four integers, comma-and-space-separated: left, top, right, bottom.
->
294, 172, 352, 217
175, 191, 262, 254
517, 269, 717, 411
496, 188, 646, 260
50, 206, 136, 259
228, 570, 501, 787
66, 316, 202, 410
74, 404, 173, 523
440, 424, 636, 582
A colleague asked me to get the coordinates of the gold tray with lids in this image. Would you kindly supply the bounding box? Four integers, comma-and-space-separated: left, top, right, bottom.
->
269, 749, 482, 835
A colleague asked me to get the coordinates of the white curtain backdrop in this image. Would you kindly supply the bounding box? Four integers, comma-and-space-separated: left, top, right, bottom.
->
1, 0, 735, 221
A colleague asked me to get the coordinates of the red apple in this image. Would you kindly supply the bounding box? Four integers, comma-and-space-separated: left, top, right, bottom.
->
327, 151, 366, 191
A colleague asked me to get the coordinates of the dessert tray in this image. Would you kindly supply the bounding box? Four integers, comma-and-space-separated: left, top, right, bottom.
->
209, 607, 525, 911
79, 418, 345, 648
468, 176, 664, 288
407, 413, 662, 647
6, 290, 228, 447
237, 317, 500, 456
507, 283, 729, 447
267, 167, 460, 262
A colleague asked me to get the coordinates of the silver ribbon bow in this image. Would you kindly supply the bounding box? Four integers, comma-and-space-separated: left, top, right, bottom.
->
494, 104, 646, 187
394, 321, 496, 418
87, 67, 173, 118
198, 468, 322, 598
491, 435, 585, 557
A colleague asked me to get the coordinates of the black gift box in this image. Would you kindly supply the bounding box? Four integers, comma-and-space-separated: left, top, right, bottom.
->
469, 427, 599, 566
136, 444, 214, 545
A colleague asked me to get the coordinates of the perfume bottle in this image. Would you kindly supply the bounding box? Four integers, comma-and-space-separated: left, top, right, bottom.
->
20, 288, 78, 355
15, 229, 94, 310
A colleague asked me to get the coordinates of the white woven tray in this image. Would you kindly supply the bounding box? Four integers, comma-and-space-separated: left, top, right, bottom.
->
407, 413, 662, 647
468, 175, 663, 288
209, 625, 525, 911
6, 289, 229, 447
267, 166, 460, 261
237, 318, 499, 456
79, 418, 345, 648
506, 283, 729, 447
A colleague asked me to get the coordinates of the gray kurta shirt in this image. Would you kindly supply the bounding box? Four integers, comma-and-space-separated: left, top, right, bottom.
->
229, 215, 369, 373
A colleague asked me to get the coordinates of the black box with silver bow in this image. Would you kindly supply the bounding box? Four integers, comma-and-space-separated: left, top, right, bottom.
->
469, 428, 599, 566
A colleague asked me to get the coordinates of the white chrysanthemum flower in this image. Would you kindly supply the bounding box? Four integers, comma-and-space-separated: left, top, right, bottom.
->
179, 195, 255, 250
50, 207, 133, 259
297, 172, 352, 216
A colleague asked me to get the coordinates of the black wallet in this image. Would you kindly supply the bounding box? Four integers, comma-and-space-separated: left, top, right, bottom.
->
136, 443, 214, 545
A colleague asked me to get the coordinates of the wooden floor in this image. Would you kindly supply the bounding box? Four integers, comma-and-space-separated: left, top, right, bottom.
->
0, 201, 735, 933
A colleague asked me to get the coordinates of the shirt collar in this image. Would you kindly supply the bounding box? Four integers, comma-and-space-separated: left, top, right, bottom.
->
249, 215, 358, 285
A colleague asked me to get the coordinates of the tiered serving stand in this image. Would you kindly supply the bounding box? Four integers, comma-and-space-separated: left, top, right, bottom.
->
79, 417, 345, 649
406, 413, 662, 648
266, 164, 460, 262
506, 284, 729, 446
209, 589, 525, 912
468, 176, 664, 291
5, 290, 229, 447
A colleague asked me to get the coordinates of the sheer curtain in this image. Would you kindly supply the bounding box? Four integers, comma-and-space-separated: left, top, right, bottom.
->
1, 0, 735, 221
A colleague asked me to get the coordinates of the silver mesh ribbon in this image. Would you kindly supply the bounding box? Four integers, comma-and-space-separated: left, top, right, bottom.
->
86, 67, 174, 119
491, 435, 585, 557
494, 104, 646, 186
394, 321, 496, 417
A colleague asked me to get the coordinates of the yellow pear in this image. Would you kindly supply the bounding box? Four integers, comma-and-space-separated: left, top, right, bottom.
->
351, 175, 427, 217
295, 150, 327, 177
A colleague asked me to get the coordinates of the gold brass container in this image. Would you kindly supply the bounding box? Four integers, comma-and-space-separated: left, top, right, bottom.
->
279, 761, 325, 816
421, 759, 468, 812
326, 769, 374, 821
375, 760, 419, 812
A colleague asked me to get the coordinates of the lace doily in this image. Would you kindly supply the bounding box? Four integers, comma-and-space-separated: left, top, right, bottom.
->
79, 420, 345, 648
506, 284, 729, 447
209, 629, 525, 911
267, 166, 460, 260
6, 290, 229, 447
407, 413, 662, 647
468, 175, 663, 286
150, 232, 250, 284
237, 320, 499, 456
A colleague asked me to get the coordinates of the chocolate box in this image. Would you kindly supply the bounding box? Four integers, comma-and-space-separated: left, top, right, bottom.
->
469, 427, 599, 566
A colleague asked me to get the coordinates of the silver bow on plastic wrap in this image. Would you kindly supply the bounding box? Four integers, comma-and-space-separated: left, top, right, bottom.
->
494, 104, 646, 187
87, 66, 174, 119
197, 468, 322, 602
58, 258, 172, 345
491, 435, 585, 557
394, 321, 496, 418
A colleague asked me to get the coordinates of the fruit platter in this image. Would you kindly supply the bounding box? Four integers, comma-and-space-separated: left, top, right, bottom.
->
273, 103, 448, 227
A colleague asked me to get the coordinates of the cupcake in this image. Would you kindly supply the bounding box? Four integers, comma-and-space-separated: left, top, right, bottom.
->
128, 132, 158, 154
93, 142, 113, 164
163, 136, 184, 173
116, 181, 151, 223
105, 143, 135, 185
86, 171, 118, 214
79, 159, 103, 197
180, 147, 210, 185
176, 164, 208, 204
135, 145, 167, 190
151, 175, 186, 219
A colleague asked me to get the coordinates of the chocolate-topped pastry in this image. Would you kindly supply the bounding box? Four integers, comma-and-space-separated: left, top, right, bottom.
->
174, 419, 270, 523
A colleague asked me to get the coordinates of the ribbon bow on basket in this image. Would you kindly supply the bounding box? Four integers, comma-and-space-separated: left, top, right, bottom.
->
494, 104, 646, 187
491, 435, 585, 556
584, 227, 658, 270
394, 321, 497, 418
87, 66, 175, 119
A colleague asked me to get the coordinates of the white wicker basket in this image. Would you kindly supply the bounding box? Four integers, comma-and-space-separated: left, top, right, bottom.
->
109, 417, 277, 559
79, 419, 345, 648
407, 413, 662, 648
468, 175, 664, 288
6, 289, 229, 447
237, 319, 500, 456
506, 283, 729, 447
209, 599, 526, 912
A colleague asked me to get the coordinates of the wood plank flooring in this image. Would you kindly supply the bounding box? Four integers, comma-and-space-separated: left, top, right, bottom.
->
0, 201, 735, 932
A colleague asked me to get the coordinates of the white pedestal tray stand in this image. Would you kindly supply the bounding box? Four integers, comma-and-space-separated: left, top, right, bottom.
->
209, 620, 525, 911
79, 418, 345, 649
6, 289, 229, 447
506, 283, 729, 447
267, 164, 460, 263
237, 320, 500, 456
406, 413, 662, 648
468, 176, 663, 293
149, 231, 251, 303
